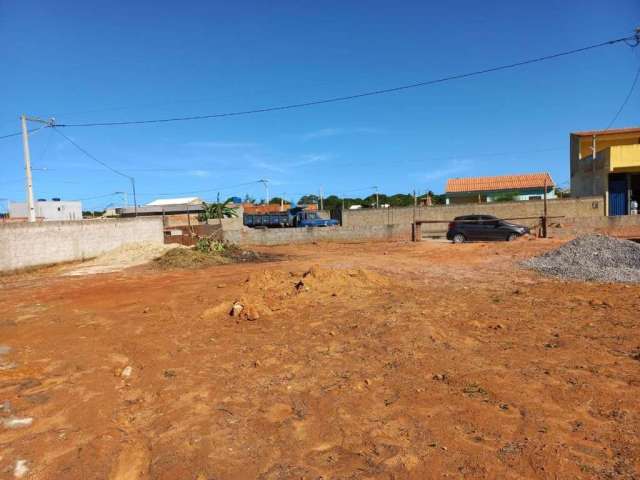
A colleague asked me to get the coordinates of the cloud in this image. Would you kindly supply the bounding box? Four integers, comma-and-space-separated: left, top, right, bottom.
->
247, 153, 331, 174
299, 127, 381, 141
419, 159, 472, 182
187, 169, 211, 178
183, 141, 258, 149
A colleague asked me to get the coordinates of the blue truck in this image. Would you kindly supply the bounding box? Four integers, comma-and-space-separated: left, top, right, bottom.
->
244, 207, 339, 228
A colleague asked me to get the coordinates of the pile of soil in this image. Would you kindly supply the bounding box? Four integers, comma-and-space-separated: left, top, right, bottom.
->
523, 234, 640, 283
219, 265, 390, 321
154, 244, 269, 269
244, 264, 389, 295
64, 242, 180, 276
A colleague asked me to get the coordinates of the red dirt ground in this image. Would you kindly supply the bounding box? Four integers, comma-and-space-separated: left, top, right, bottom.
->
1, 238, 639, 479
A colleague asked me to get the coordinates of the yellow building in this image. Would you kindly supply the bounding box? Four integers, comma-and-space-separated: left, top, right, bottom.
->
570, 127, 640, 215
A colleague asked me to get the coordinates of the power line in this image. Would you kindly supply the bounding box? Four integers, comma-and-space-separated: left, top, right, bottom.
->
605, 61, 640, 130
0, 126, 43, 140
52, 33, 637, 129
51, 127, 131, 179
51, 127, 139, 215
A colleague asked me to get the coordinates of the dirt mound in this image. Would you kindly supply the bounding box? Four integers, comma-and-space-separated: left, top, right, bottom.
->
202, 266, 390, 323
523, 234, 640, 283
64, 242, 180, 275
154, 248, 230, 269
243, 265, 389, 296
154, 245, 269, 269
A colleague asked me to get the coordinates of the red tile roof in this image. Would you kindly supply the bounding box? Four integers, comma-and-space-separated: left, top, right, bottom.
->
446, 172, 554, 194
571, 126, 640, 137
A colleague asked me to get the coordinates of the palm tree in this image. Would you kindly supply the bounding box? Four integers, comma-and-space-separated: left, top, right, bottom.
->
198, 198, 238, 222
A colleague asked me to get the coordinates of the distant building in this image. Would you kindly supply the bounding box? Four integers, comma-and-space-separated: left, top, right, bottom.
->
570, 127, 640, 216
117, 197, 205, 226
445, 173, 555, 205
9, 199, 82, 221
146, 197, 203, 206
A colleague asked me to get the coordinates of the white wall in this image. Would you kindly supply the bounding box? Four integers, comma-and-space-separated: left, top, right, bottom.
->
9, 201, 83, 221
0, 218, 164, 271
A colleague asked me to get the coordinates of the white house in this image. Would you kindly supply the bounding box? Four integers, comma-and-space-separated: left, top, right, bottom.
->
9, 199, 83, 221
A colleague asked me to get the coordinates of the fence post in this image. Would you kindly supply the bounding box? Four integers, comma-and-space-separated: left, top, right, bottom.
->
542, 177, 548, 238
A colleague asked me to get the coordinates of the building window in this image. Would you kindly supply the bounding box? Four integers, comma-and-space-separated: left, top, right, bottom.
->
528, 196, 542, 201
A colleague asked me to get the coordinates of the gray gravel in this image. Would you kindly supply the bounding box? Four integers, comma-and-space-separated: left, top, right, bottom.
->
523, 234, 640, 283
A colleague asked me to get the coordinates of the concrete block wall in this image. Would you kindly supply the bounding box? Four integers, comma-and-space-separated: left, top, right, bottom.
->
340, 196, 604, 234
550, 214, 640, 238
0, 218, 164, 271
223, 225, 408, 246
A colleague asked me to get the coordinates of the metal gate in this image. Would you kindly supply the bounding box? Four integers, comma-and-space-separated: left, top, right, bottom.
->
609, 174, 627, 216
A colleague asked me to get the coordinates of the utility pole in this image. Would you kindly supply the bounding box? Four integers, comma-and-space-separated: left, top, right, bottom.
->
319, 187, 324, 210
131, 178, 138, 217
412, 189, 417, 241
20, 115, 36, 222
259, 179, 270, 204
20, 115, 53, 222
374, 186, 379, 208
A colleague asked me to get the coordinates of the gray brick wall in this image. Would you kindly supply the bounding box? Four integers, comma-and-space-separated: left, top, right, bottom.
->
0, 218, 164, 271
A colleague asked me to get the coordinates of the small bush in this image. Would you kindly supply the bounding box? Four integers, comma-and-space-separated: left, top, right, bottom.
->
195, 236, 226, 254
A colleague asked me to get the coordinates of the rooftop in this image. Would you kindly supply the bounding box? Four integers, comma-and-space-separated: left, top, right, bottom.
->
146, 197, 203, 206
446, 172, 554, 194
571, 126, 640, 137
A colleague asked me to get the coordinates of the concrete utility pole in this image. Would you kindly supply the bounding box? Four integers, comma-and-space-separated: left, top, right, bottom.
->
21, 115, 36, 222
20, 115, 55, 222
319, 187, 324, 210
373, 186, 379, 208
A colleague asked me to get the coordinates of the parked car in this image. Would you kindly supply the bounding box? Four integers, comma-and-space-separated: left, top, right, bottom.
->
446, 215, 530, 243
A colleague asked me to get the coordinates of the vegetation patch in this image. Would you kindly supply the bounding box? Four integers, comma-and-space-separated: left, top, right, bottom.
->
154, 238, 271, 269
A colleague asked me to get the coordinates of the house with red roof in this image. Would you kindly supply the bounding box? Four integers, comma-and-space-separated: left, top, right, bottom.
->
445, 172, 555, 205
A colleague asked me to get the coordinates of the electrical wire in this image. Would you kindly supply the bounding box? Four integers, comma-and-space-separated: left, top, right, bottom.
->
0, 126, 45, 140
605, 61, 640, 130
52, 34, 637, 128
51, 127, 133, 180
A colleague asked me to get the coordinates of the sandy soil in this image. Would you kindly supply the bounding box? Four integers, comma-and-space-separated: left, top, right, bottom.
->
0, 238, 639, 479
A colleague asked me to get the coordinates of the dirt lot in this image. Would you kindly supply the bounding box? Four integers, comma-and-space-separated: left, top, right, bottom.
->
1, 238, 639, 479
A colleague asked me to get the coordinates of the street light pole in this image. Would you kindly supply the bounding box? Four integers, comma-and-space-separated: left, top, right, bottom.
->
259, 179, 270, 204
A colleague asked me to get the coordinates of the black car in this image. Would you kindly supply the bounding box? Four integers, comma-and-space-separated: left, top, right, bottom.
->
446, 215, 530, 243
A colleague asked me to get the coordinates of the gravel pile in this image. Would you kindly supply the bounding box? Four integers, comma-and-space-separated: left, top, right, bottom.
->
523, 234, 640, 283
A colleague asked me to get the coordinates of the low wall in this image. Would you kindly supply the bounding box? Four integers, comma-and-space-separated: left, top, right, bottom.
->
0, 218, 164, 271
340, 197, 604, 233
223, 225, 408, 246
550, 215, 640, 238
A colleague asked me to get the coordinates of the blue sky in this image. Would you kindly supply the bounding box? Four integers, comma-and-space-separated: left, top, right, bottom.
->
1, 0, 639, 210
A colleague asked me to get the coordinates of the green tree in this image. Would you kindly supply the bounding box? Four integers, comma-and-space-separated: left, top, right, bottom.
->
269, 197, 289, 205
323, 195, 341, 210
298, 194, 319, 205
198, 198, 238, 222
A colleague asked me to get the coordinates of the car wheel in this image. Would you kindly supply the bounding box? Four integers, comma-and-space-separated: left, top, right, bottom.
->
506, 233, 519, 242
452, 233, 466, 244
